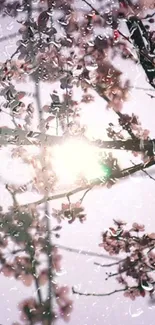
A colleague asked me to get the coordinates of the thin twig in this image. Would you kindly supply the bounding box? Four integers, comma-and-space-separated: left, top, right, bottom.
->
129, 86, 155, 92
0, 32, 19, 43
72, 286, 129, 297
81, 0, 101, 15
130, 160, 155, 182
32, 258, 43, 304
11, 244, 121, 261
6, 184, 18, 207
79, 188, 91, 203
56, 244, 121, 261
67, 194, 71, 210
142, 12, 155, 20
45, 204, 53, 323
72, 281, 155, 297
95, 85, 137, 140
94, 259, 124, 267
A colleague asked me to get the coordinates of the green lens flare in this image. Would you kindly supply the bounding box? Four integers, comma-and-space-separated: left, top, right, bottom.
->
99, 163, 112, 179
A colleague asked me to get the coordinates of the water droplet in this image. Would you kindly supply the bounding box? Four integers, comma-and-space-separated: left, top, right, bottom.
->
85, 62, 98, 71
87, 40, 95, 47
56, 269, 67, 276
141, 280, 154, 291
129, 305, 143, 318
16, 5, 24, 12
109, 228, 122, 237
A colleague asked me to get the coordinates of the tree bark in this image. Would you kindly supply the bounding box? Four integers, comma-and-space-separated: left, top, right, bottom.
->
1, 126, 155, 154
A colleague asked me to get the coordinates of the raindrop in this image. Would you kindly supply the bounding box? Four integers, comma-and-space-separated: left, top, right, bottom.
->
92, 302, 97, 307
141, 280, 154, 291
148, 301, 155, 310
58, 19, 69, 26
47, 10, 53, 17
109, 228, 123, 237
107, 19, 113, 25
85, 62, 98, 71
87, 40, 95, 47
94, 266, 100, 273
9, 287, 18, 291
129, 305, 144, 318
56, 269, 67, 276
16, 5, 24, 12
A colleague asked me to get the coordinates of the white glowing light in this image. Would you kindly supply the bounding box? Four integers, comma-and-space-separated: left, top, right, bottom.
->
50, 139, 105, 185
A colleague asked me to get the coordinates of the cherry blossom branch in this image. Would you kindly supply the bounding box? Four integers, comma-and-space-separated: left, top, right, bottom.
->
129, 86, 155, 92
72, 282, 155, 297
142, 12, 155, 20
56, 244, 121, 261
30, 251, 43, 304
72, 286, 132, 297
130, 160, 155, 182
0, 32, 19, 44
11, 244, 121, 261
26, 1, 54, 322
6, 184, 18, 207
0, 127, 141, 148
21, 182, 96, 208
1, 124, 155, 154
45, 204, 53, 324
94, 259, 124, 267
95, 87, 137, 140
19, 159, 155, 208
82, 0, 155, 69
81, 0, 102, 16
79, 188, 91, 204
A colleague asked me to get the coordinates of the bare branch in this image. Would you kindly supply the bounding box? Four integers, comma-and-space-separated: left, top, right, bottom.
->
95, 86, 137, 140
130, 160, 155, 182
79, 188, 91, 204
94, 259, 124, 267
81, 0, 102, 15
56, 244, 121, 261
11, 244, 121, 261
6, 184, 18, 207
72, 286, 129, 297
1, 125, 155, 156
72, 282, 155, 297
21, 182, 95, 208
45, 203, 53, 322
0, 32, 19, 43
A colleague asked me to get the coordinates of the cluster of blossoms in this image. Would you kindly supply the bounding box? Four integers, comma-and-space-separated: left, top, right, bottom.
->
16, 283, 73, 324
1, 0, 155, 323
0, 206, 73, 323
52, 202, 86, 224
99, 219, 155, 300
16, 284, 73, 325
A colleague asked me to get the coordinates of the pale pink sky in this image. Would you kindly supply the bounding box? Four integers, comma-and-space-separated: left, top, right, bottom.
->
0, 5, 155, 325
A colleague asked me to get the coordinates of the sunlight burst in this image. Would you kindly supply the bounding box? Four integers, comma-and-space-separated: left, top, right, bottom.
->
49, 139, 109, 185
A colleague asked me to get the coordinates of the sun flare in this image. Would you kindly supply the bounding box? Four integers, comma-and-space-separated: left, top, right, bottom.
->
50, 139, 108, 186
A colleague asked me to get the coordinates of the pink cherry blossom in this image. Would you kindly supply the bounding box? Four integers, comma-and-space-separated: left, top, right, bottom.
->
124, 288, 140, 300
132, 222, 145, 232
